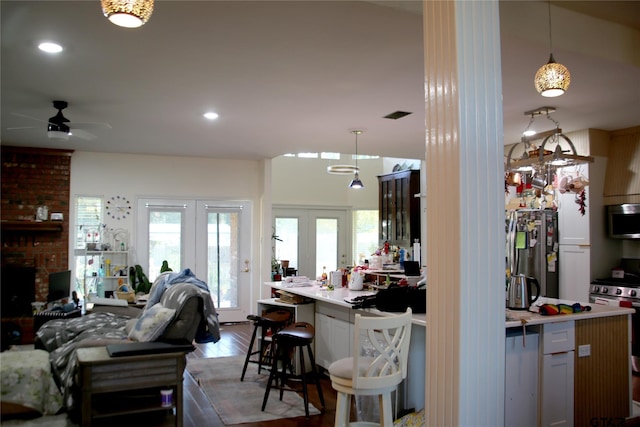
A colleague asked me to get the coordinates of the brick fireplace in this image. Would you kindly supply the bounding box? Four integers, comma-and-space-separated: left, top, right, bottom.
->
1, 146, 73, 343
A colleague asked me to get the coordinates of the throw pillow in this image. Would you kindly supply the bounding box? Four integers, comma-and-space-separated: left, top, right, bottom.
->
128, 303, 176, 342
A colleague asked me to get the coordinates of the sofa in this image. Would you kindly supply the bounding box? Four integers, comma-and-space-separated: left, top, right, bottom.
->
33, 269, 221, 419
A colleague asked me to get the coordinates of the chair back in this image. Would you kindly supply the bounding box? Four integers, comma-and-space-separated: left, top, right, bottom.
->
351, 308, 412, 390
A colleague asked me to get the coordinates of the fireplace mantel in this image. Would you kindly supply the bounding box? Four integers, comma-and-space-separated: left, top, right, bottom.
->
1, 221, 64, 232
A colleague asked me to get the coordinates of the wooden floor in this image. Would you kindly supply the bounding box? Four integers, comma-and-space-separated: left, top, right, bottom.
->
90, 322, 640, 427
183, 322, 338, 427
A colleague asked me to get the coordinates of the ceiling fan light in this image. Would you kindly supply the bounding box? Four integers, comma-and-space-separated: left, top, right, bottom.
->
101, 0, 154, 28
47, 130, 70, 141
535, 55, 571, 97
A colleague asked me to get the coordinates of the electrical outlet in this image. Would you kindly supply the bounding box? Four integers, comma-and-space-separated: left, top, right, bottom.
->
578, 344, 591, 357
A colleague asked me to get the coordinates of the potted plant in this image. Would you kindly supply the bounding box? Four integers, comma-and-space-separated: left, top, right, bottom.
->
271, 230, 282, 279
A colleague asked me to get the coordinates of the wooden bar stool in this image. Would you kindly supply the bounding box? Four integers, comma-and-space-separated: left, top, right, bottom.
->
261, 321, 325, 418
241, 309, 291, 381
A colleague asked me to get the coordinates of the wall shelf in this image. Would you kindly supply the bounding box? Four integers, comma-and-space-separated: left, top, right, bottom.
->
1, 221, 64, 233
1, 221, 64, 246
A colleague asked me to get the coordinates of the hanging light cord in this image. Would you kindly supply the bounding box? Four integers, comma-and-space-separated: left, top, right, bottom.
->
547, 0, 553, 53
354, 131, 359, 171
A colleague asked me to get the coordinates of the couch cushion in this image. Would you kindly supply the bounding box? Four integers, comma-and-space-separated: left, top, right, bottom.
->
157, 282, 203, 342
128, 303, 176, 342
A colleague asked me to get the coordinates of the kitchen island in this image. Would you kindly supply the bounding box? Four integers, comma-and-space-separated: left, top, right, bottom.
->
264, 281, 633, 425
263, 280, 426, 412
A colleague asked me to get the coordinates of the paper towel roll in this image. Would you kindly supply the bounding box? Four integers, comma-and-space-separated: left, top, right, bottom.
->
413, 242, 421, 264
330, 270, 343, 286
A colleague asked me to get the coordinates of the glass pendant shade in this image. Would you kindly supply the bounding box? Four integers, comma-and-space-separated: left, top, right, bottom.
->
349, 173, 364, 189
535, 54, 571, 97
101, 0, 154, 28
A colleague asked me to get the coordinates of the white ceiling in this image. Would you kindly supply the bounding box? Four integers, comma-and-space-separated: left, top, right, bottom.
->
1, 1, 639, 161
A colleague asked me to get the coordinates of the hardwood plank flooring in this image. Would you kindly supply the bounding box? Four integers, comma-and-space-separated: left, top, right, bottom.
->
85, 323, 640, 426
182, 322, 338, 427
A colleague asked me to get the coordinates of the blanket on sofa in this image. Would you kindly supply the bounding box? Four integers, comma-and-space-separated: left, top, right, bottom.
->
36, 312, 131, 415
36, 273, 221, 417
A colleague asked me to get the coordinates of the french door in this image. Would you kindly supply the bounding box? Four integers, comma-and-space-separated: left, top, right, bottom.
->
137, 198, 251, 322
273, 207, 349, 279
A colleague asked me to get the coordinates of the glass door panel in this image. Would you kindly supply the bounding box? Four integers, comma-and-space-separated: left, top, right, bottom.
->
315, 218, 338, 278
137, 199, 194, 281
274, 207, 348, 280
148, 210, 184, 279
206, 211, 239, 308
274, 217, 299, 276
196, 201, 251, 322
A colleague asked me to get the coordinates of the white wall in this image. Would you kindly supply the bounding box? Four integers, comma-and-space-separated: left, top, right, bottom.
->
271, 154, 420, 209
69, 151, 267, 298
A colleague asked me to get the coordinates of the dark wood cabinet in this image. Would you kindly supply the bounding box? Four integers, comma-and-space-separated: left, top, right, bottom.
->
378, 170, 421, 249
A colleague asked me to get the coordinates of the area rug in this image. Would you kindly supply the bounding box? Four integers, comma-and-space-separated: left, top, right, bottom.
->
186, 355, 320, 425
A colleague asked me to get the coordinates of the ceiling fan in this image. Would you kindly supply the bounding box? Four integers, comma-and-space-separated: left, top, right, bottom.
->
9, 100, 112, 141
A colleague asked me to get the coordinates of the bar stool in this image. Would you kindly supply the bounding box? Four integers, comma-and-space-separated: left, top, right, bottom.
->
261, 322, 325, 418
241, 309, 291, 381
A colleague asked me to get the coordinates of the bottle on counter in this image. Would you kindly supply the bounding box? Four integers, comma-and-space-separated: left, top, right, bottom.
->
321, 266, 328, 285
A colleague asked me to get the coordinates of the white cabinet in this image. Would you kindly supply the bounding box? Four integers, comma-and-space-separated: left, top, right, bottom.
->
539, 321, 575, 427
315, 312, 352, 369
541, 353, 574, 427
556, 155, 621, 297
256, 298, 315, 374
558, 245, 591, 302
315, 301, 352, 369
505, 329, 539, 427
74, 249, 129, 297
557, 165, 591, 245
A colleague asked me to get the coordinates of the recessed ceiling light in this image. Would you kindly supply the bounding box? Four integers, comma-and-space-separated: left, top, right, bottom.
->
203, 112, 219, 120
38, 42, 63, 53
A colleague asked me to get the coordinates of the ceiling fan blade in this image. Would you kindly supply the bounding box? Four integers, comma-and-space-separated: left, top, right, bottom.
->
6, 126, 35, 131
12, 112, 48, 123
71, 122, 113, 130
69, 129, 97, 141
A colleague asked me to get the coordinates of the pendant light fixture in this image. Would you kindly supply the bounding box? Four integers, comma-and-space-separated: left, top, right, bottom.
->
101, 0, 154, 28
534, 0, 570, 97
349, 130, 364, 189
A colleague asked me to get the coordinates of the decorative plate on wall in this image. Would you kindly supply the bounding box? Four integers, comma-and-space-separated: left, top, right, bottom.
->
106, 196, 131, 220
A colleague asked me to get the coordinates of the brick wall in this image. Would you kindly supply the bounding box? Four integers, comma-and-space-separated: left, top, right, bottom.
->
1, 146, 73, 302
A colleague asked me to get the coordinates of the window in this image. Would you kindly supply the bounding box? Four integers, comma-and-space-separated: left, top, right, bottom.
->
74, 196, 103, 297
75, 196, 103, 249
353, 210, 379, 265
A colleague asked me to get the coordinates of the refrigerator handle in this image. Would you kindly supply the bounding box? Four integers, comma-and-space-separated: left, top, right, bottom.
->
507, 210, 517, 276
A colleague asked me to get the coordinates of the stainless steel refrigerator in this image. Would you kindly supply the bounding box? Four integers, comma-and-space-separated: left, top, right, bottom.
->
506, 209, 559, 298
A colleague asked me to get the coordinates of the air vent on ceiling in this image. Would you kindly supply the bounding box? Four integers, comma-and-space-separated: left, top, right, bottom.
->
383, 111, 412, 120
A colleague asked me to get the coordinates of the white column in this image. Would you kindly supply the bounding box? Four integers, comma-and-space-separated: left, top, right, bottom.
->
424, 1, 506, 426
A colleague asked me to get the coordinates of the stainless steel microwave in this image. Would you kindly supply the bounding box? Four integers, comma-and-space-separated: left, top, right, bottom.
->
607, 203, 640, 239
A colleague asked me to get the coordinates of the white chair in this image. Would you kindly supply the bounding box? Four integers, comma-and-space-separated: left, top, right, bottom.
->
328, 308, 412, 427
